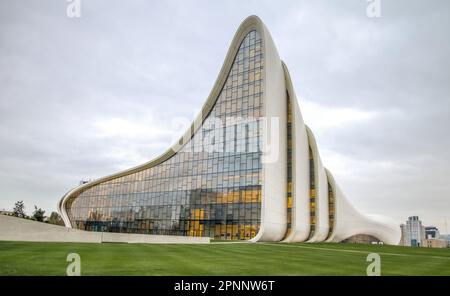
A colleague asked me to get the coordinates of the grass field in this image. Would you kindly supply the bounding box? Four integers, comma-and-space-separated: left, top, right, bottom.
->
0, 241, 449, 275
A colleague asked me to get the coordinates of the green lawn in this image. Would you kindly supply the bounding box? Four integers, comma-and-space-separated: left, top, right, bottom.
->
0, 241, 449, 275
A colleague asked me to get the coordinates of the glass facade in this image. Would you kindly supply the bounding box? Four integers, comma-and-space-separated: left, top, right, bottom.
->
326, 181, 335, 240
65, 30, 264, 240
283, 93, 293, 239
307, 146, 316, 239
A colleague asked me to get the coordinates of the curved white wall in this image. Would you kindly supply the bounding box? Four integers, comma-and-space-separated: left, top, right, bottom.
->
330, 182, 401, 245
249, 16, 287, 242
314, 162, 330, 242
282, 63, 310, 243
305, 126, 329, 242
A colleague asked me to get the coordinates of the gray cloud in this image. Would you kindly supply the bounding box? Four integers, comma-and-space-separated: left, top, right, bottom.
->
0, 0, 449, 232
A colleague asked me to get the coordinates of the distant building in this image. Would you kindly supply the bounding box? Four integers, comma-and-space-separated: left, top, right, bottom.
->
422, 238, 447, 248
425, 226, 440, 239
0, 209, 13, 216
444, 235, 450, 247
421, 226, 448, 248
401, 216, 426, 247
400, 224, 406, 246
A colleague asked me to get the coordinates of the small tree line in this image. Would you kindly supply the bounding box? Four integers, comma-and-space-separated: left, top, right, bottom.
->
7, 200, 64, 226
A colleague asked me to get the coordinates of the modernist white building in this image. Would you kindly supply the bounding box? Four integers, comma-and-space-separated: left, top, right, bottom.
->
58, 16, 400, 245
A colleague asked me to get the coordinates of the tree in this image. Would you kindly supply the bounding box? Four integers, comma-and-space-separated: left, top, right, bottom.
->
32, 206, 45, 222
13, 200, 26, 218
48, 211, 64, 226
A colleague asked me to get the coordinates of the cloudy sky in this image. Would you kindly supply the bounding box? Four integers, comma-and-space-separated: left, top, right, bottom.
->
1, 0, 449, 232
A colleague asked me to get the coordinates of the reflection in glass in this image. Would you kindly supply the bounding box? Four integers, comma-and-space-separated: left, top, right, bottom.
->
65, 30, 264, 240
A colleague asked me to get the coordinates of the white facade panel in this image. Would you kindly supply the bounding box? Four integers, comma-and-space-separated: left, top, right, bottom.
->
250, 17, 288, 242
282, 63, 310, 242
305, 126, 329, 242
329, 183, 401, 245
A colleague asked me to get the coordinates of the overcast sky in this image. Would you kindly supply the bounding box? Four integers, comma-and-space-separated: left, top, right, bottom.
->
1, 0, 449, 232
